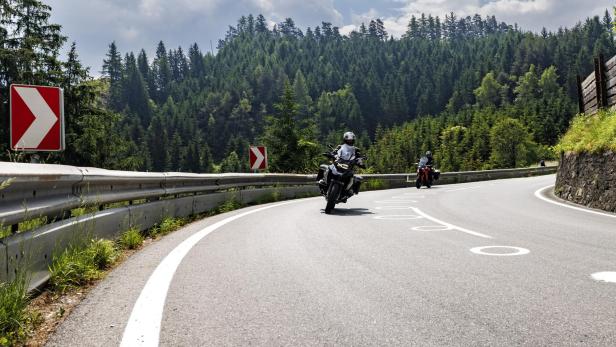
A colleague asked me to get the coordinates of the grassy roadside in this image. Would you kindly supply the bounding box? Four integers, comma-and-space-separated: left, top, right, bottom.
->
0, 189, 318, 346
556, 109, 616, 153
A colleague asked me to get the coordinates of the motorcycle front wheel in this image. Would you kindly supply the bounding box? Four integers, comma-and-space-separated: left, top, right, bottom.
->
415, 178, 422, 189
325, 183, 340, 214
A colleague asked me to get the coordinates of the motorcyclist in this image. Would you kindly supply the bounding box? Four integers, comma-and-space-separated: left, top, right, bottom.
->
318, 131, 365, 192
419, 151, 435, 181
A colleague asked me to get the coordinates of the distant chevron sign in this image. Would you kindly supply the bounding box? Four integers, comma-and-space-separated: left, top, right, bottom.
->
249, 146, 267, 170
10, 84, 64, 151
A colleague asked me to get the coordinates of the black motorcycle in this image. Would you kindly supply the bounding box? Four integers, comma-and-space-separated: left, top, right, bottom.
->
317, 151, 366, 214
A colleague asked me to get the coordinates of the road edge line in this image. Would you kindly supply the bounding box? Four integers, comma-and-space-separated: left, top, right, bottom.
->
534, 185, 616, 219
120, 200, 302, 347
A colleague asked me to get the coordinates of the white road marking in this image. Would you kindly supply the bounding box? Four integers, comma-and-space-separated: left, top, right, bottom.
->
411, 225, 452, 231
534, 185, 616, 219
375, 206, 413, 210
373, 215, 422, 220
121, 200, 301, 347
470, 246, 529, 256
403, 193, 425, 197
591, 272, 616, 283
375, 200, 417, 203
443, 186, 482, 192
410, 207, 492, 239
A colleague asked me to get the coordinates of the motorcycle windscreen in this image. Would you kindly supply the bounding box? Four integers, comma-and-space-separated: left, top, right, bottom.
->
337, 144, 356, 160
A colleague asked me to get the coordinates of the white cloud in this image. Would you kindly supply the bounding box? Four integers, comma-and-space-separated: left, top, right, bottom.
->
46, 0, 614, 72
355, 0, 614, 37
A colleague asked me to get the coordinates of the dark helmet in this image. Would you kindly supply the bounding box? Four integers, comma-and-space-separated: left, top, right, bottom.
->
343, 131, 356, 146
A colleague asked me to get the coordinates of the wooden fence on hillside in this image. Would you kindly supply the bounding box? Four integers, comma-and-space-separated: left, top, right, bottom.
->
577, 54, 616, 115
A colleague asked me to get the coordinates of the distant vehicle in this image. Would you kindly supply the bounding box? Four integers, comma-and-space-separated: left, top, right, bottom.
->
416, 156, 439, 189
317, 146, 366, 214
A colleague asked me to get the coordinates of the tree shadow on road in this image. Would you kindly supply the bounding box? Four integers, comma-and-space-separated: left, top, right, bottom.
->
320, 208, 374, 216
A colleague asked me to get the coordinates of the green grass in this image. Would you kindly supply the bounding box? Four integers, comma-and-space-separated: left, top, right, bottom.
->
556, 109, 616, 153
71, 206, 99, 218
255, 190, 281, 204
214, 199, 243, 214
48, 239, 119, 293
87, 239, 118, 270
0, 226, 10, 239
0, 271, 37, 346
118, 228, 144, 250
149, 217, 186, 237
364, 179, 389, 191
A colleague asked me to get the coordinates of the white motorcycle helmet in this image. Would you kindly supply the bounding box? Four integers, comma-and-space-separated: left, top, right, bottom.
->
343, 131, 356, 146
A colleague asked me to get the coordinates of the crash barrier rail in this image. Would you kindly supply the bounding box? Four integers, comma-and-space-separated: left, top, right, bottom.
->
577, 53, 616, 115
0, 162, 556, 288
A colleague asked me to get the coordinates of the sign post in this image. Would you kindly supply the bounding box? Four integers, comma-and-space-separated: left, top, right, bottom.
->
249, 146, 267, 172
10, 84, 65, 152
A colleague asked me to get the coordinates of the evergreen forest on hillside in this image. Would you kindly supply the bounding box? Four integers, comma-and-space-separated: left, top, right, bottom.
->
1, 1, 615, 173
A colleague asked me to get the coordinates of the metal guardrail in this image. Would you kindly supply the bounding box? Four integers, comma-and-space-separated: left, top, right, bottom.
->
0, 162, 556, 288
0, 163, 316, 228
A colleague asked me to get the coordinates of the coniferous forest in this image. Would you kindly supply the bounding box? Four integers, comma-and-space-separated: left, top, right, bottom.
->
1, 1, 615, 173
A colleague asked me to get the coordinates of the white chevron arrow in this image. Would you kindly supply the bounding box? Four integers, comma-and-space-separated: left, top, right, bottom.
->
14, 87, 58, 149
250, 146, 265, 169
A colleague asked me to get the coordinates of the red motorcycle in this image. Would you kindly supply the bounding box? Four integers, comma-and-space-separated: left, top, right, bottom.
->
416, 165, 433, 189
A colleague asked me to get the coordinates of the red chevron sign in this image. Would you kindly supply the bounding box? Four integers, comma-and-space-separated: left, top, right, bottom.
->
249, 146, 267, 170
10, 84, 64, 152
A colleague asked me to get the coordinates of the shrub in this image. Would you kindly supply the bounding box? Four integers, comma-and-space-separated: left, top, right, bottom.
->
86, 239, 118, 270
364, 179, 388, 191
49, 239, 119, 292
556, 109, 616, 153
49, 245, 101, 292
215, 199, 242, 214
118, 228, 143, 250
0, 271, 34, 346
255, 190, 281, 204
150, 218, 185, 237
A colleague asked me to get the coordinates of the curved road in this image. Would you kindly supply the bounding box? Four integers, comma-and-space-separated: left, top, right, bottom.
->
48, 175, 616, 346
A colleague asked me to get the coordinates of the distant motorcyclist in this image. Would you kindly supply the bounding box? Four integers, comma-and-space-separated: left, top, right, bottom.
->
418, 151, 437, 181
425, 151, 434, 166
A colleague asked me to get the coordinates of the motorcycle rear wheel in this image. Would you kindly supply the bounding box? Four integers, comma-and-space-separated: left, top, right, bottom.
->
415, 178, 421, 189
325, 184, 340, 214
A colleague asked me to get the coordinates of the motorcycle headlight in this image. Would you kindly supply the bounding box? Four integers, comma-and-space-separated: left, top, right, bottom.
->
338, 163, 349, 170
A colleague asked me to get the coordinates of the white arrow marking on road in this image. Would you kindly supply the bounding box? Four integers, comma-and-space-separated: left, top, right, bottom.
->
14, 87, 58, 148
410, 207, 493, 239
251, 147, 265, 169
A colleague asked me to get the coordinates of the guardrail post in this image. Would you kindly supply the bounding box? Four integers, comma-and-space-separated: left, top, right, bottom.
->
599, 54, 608, 108
576, 75, 585, 114
594, 56, 608, 111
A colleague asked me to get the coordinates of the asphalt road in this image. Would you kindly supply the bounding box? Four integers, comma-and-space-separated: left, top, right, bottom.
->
48, 174, 616, 346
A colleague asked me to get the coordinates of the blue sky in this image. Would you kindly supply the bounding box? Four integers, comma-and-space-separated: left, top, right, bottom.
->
46, 0, 614, 73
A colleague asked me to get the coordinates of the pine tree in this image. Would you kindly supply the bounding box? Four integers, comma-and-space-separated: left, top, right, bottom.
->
102, 42, 124, 110
262, 82, 302, 172
152, 41, 171, 103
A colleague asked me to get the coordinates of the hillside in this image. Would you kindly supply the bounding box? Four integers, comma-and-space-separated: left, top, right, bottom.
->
98, 12, 614, 172
1, 3, 615, 173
